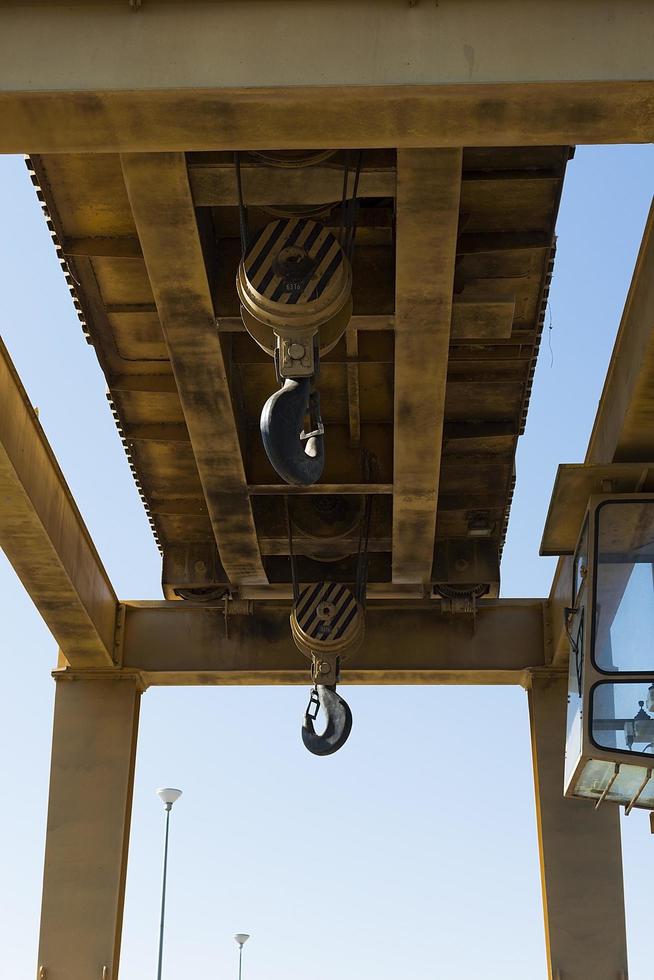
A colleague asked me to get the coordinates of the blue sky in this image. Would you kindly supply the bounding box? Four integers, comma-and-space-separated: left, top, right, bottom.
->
0, 145, 653, 980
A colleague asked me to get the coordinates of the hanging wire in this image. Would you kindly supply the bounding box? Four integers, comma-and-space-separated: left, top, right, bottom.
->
355, 495, 373, 608
547, 300, 554, 368
285, 495, 300, 605
355, 450, 378, 607
345, 150, 364, 261
338, 154, 350, 249
234, 151, 249, 257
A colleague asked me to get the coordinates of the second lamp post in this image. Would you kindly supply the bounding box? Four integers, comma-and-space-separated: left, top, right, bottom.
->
234, 933, 250, 980
156, 787, 183, 980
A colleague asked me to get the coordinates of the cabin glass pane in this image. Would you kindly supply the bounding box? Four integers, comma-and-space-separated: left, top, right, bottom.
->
565, 607, 584, 775
591, 681, 654, 755
593, 500, 654, 672
573, 516, 589, 602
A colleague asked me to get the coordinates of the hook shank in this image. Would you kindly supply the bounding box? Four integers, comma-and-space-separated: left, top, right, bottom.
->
260, 377, 325, 486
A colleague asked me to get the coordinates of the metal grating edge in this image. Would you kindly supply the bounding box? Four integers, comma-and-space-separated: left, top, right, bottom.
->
24, 155, 164, 555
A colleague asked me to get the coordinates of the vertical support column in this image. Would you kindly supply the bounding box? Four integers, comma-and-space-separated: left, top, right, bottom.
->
528, 672, 628, 980
37, 674, 141, 980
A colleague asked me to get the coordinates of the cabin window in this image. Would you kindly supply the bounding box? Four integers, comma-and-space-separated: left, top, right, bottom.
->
591, 681, 654, 756
592, 499, 654, 673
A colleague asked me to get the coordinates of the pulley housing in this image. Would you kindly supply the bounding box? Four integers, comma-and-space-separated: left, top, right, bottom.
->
290, 582, 365, 665
237, 218, 352, 378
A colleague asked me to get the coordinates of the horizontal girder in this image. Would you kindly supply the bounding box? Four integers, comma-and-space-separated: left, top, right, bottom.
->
2, 1, 654, 92
109, 598, 546, 687
0, 339, 117, 667
2, 83, 653, 155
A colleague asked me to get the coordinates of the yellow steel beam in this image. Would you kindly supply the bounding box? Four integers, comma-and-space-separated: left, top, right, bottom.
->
217, 306, 512, 337
38, 675, 141, 980
2, 83, 652, 155
392, 149, 461, 583
0, 338, 117, 667
2, 2, 654, 164
549, 199, 654, 662
528, 672, 628, 980
121, 153, 267, 586
586, 199, 654, 466
117, 599, 545, 687
188, 160, 395, 207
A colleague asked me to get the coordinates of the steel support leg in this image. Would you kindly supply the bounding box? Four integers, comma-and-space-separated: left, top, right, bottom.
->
528, 672, 628, 980
37, 674, 141, 980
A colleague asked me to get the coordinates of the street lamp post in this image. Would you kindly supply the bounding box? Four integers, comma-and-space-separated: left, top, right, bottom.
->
156, 788, 183, 980
234, 933, 250, 980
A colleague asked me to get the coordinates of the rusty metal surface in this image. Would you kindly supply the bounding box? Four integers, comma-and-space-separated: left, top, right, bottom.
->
27, 145, 569, 596
119, 598, 545, 687
0, 337, 117, 666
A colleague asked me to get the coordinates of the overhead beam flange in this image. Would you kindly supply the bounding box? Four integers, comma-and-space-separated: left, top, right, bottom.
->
121, 152, 267, 586
0, 339, 117, 667
392, 149, 462, 583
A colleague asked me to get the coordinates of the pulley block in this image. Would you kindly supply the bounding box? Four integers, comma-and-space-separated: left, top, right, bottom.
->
292, 581, 363, 757
236, 217, 352, 378
290, 582, 365, 668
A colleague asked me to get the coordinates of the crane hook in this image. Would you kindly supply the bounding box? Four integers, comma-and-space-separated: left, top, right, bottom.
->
260, 377, 325, 486
302, 684, 353, 756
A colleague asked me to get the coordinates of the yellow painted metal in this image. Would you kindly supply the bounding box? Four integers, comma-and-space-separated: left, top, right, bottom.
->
119, 599, 545, 688
540, 461, 654, 556
37, 675, 141, 980
189, 161, 395, 207
549, 200, 654, 664
2, 2, 654, 105
392, 149, 461, 583
121, 152, 267, 586
0, 7, 648, 975
586, 201, 654, 466
2, 82, 652, 155
0, 338, 117, 667
528, 672, 627, 980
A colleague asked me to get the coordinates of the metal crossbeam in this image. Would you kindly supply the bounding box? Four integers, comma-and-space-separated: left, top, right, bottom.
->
114, 599, 545, 687
121, 153, 267, 586
2, 2, 654, 153
392, 149, 462, 583
0, 338, 117, 667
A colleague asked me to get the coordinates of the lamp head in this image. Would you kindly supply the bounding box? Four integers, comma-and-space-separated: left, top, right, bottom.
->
234, 934, 250, 948
156, 787, 183, 810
